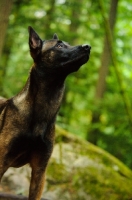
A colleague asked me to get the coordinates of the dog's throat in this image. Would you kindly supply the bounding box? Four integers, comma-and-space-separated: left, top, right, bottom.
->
61, 53, 88, 66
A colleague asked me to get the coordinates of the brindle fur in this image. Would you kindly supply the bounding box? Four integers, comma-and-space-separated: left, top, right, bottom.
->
0, 27, 91, 200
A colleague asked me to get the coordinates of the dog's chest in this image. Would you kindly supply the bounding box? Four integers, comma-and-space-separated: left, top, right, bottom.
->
6, 133, 51, 168
12, 85, 64, 137
31, 94, 63, 137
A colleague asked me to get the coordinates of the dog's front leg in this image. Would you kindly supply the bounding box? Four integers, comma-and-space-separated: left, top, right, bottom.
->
29, 166, 46, 200
28, 153, 51, 200
0, 166, 6, 181
0, 149, 10, 181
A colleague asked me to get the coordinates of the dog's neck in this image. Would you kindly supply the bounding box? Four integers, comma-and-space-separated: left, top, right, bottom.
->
31, 66, 65, 100
13, 65, 65, 121
32, 62, 67, 80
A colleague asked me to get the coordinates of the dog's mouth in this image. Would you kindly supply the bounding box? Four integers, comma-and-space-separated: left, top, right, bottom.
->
61, 53, 89, 67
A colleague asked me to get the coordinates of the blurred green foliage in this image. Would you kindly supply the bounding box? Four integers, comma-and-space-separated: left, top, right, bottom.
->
0, 0, 132, 168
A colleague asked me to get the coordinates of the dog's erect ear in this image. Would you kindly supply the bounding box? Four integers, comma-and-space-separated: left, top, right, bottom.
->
28, 26, 43, 60
53, 33, 59, 40
28, 26, 42, 50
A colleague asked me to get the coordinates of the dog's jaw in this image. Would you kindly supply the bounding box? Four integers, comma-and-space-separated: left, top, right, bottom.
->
61, 53, 89, 67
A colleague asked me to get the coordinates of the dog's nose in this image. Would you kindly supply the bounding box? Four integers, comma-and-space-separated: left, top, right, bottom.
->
82, 44, 91, 51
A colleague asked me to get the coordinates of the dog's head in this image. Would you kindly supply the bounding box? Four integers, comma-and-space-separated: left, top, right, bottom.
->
28, 26, 91, 75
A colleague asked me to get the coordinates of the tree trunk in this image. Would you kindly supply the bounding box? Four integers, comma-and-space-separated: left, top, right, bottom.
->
95, 0, 118, 99
44, 0, 56, 38
0, 0, 13, 58
88, 0, 119, 144
0, 0, 13, 95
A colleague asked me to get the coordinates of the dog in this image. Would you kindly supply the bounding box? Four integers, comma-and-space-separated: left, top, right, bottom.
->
0, 26, 91, 200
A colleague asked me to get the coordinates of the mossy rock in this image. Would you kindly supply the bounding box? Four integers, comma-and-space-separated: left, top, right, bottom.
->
45, 126, 132, 200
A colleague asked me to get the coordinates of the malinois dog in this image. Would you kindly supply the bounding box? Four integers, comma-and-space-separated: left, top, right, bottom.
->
0, 27, 91, 200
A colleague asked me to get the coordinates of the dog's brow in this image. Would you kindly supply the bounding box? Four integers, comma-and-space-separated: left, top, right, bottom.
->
42, 40, 57, 52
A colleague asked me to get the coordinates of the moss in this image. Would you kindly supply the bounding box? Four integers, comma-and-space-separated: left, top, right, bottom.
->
45, 126, 132, 200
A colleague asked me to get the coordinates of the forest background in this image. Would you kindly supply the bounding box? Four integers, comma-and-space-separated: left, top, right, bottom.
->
0, 0, 132, 169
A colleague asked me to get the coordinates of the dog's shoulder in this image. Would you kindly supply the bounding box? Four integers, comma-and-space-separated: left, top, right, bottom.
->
0, 96, 6, 101
0, 97, 7, 113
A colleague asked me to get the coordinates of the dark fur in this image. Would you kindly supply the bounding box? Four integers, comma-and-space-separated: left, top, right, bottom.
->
0, 27, 91, 200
